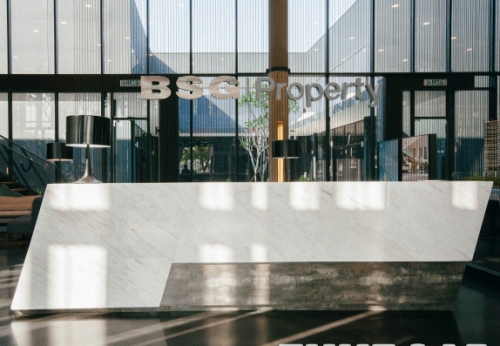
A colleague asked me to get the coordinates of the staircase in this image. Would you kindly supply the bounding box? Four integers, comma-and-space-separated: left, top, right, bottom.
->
0, 135, 65, 195
0, 173, 33, 196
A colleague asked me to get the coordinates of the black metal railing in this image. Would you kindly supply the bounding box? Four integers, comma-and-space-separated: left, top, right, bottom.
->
0, 135, 67, 194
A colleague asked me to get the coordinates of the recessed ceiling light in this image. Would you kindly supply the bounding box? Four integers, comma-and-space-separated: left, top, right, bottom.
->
378, 49, 384, 52
403, 59, 408, 62
423, 22, 430, 25
61, 21, 67, 25
85, 4, 92, 8
392, 4, 399, 8
13, 56, 18, 59
42, 63, 47, 65
33, 29, 39, 33
107, 59, 112, 62
97, 43, 101, 46
466, 48, 472, 51
220, 58, 224, 61
178, 3, 184, 7
349, 37, 355, 40
451, 36, 457, 40
125, 37, 130, 40
314, 48, 319, 52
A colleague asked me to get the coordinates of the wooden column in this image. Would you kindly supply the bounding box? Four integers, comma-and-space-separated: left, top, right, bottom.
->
268, 0, 289, 182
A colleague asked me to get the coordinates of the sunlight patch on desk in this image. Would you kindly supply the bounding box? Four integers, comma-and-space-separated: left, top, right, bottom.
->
289, 183, 320, 210
336, 183, 386, 210
199, 244, 234, 262
48, 245, 107, 308
251, 244, 268, 262
199, 184, 234, 211
47, 185, 111, 211
251, 183, 268, 210
452, 181, 479, 210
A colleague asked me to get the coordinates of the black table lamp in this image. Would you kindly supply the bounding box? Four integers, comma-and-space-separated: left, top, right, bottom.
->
272, 139, 300, 159
46, 142, 74, 162
65, 115, 111, 183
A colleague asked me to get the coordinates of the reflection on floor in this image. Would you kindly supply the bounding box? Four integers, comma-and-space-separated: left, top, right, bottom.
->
0, 240, 499, 346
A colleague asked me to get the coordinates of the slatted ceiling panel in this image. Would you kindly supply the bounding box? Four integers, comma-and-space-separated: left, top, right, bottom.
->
237, 0, 268, 73
328, 0, 371, 73
10, 0, 54, 74
374, 0, 411, 73
415, 0, 447, 72
149, 0, 190, 74
103, 0, 147, 74
451, 0, 490, 72
288, 0, 326, 73
454, 91, 489, 177
0, 0, 6, 74
57, 0, 100, 74
192, 0, 235, 75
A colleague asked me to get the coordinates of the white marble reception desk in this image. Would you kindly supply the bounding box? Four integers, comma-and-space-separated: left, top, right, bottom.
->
12, 181, 492, 312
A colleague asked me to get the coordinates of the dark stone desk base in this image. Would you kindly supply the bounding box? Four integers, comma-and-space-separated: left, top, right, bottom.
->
161, 262, 466, 311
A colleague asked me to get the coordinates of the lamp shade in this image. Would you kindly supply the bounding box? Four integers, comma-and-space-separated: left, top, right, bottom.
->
46, 142, 73, 161
272, 139, 300, 159
66, 115, 111, 148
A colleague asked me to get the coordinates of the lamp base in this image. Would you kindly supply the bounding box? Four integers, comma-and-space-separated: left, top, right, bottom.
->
74, 173, 102, 184
72, 144, 102, 184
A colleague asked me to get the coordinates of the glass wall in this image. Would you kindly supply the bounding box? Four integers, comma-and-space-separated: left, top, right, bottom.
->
497, 0, 500, 71
58, 0, 101, 74
0, 94, 7, 174
11, 93, 55, 192
289, 75, 326, 181
454, 91, 489, 177
0, 0, 7, 74
187, 76, 236, 182
0, 0, 497, 188
10, 0, 54, 74
329, 76, 372, 182
237, 77, 268, 182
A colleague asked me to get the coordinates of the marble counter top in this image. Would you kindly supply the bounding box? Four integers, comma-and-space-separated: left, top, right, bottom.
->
11, 181, 492, 311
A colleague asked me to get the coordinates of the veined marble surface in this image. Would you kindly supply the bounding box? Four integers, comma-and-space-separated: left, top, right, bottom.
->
12, 181, 492, 310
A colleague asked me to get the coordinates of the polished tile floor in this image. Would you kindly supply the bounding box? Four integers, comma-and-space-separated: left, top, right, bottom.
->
0, 244, 499, 346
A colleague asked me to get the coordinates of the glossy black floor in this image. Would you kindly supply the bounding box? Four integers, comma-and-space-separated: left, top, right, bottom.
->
0, 241, 499, 346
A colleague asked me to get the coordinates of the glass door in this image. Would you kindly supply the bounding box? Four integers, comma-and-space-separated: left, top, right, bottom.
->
112, 92, 158, 183
403, 90, 448, 180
